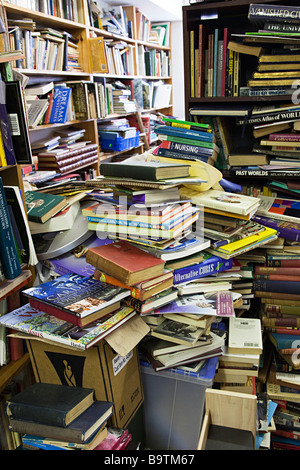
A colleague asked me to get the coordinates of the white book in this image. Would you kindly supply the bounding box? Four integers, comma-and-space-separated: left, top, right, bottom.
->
228, 317, 263, 355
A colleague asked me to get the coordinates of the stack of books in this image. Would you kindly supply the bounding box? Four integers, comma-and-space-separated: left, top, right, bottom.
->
154, 117, 219, 166
37, 141, 99, 174
85, 240, 178, 315
5, 383, 113, 450
0, 273, 137, 350
214, 317, 263, 394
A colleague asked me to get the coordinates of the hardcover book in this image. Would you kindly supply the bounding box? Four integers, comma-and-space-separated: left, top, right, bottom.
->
99, 160, 190, 181
8, 400, 113, 444
0, 303, 136, 350
49, 86, 72, 124
85, 240, 165, 286
256, 196, 300, 223
22, 272, 131, 322
5, 383, 94, 428
25, 190, 68, 223
0, 177, 21, 279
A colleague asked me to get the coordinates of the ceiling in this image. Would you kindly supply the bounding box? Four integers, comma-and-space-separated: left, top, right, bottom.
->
102, 0, 183, 21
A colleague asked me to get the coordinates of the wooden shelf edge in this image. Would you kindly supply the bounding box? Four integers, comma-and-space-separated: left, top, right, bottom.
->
0, 354, 30, 394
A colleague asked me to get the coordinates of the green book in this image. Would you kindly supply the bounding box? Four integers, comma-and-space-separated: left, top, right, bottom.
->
25, 190, 68, 223
5, 383, 95, 428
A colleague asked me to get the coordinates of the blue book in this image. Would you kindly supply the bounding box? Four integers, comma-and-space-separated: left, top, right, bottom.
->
154, 124, 215, 142
49, 87, 72, 124
172, 252, 232, 285
0, 176, 21, 279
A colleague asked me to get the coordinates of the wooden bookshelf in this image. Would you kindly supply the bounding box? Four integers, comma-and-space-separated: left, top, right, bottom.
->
1, 1, 173, 178
0, 353, 30, 394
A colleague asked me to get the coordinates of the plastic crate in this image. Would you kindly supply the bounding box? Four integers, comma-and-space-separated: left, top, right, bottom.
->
99, 131, 140, 151
140, 356, 218, 450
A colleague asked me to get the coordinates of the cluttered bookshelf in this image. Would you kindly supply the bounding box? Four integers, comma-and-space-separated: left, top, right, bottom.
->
180, 0, 300, 451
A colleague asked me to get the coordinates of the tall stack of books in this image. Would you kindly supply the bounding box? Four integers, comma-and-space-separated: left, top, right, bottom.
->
5, 383, 113, 450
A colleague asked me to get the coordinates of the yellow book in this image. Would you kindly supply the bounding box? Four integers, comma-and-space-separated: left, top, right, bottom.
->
259, 54, 300, 63
89, 36, 108, 73
248, 78, 297, 86
0, 129, 7, 166
190, 30, 195, 98
218, 227, 277, 255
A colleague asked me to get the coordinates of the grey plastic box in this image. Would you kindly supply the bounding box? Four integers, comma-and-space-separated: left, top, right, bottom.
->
140, 357, 218, 450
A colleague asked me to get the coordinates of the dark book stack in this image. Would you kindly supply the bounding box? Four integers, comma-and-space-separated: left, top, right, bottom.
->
244, 3, 300, 97
37, 142, 98, 175
5, 383, 114, 450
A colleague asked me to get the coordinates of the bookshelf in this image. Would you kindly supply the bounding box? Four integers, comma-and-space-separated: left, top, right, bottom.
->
182, 0, 300, 178
2, 1, 173, 171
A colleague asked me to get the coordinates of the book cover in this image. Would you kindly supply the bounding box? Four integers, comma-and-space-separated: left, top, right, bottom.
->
0, 303, 136, 350
99, 161, 190, 181
5, 383, 94, 428
154, 291, 235, 318
228, 317, 263, 355
49, 86, 72, 124
0, 177, 21, 279
252, 215, 300, 242
25, 190, 68, 223
172, 252, 233, 285
159, 140, 216, 156
256, 196, 300, 223
22, 272, 130, 319
8, 400, 113, 443
180, 188, 259, 216
85, 240, 165, 286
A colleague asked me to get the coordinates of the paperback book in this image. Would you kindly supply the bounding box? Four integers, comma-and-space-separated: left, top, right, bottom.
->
154, 291, 235, 318
0, 303, 136, 350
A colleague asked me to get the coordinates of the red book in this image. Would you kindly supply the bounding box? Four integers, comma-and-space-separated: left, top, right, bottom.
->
86, 240, 165, 286
28, 298, 121, 328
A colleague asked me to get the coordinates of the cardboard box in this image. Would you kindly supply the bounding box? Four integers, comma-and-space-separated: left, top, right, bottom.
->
24, 315, 150, 429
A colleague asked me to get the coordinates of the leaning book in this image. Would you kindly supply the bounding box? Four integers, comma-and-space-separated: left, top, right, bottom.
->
0, 303, 136, 350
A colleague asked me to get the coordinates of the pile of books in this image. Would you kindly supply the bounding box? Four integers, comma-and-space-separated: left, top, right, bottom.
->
5, 382, 114, 450
154, 116, 220, 167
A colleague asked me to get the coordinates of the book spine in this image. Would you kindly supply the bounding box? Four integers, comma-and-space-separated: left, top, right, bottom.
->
93, 269, 141, 298
229, 168, 300, 178
262, 316, 300, 328
159, 134, 215, 149
256, 291, 300, 301
256, 266, 300, 275
254, 274, 300, 281
248, 4, 300, 22
264, 22, 300, 32
49, 87, 72, 123
28, 298, 81, 324
157, 148, 210, 163
44, 155, 98, 173
160, 140, 214, 156
237, 109, 300, 126
154, 125, 214, 142
253, 279, 300, 294
38, 150, 98, 168
267, 259, 300, 267
265, 304, 300, 315
269, 133, 300, 142
0, 177, 22, 279
173, 256, 232, 285
38, 143, 98, 160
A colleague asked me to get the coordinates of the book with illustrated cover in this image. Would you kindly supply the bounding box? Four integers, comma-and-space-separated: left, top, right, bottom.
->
154, 291, 235, 318
22, 273, 130, 321
0, 303, 136, 350
179, 188, 259, 216
25, 190, 68, 224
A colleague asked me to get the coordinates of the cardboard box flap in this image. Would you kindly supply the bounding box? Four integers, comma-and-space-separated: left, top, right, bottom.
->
105, 314, 150, 357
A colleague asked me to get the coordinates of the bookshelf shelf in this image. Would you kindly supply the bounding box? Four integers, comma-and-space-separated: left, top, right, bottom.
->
0, 353, 30, 394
